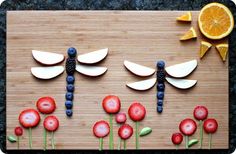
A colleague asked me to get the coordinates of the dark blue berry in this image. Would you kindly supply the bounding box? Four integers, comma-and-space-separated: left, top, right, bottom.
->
157, 99, 163, 106
66, 75, 75, 84
66, 109, 73, 117
156, 60, 165, 69
65, 101, 73, 109
157, 92, 164, 99
67, 84, 74, 92
157, 106, 163, 113
66, 92, 74, 100
67, 47, 77, 58
157, 83, 165, 91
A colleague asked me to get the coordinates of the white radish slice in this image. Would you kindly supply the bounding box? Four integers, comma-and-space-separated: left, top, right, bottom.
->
32, 50, 65, 65
166, 77, 197, 89
124, 60, 155, 77
165, 60, 197, 78
77, 48, 108, 64
76, 64, 107, 76
126, 78, 157, 91
31, 66, 64, 79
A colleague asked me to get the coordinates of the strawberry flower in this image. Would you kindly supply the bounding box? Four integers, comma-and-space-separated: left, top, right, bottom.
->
203, 118, 218, 149
14, 126, 23, 149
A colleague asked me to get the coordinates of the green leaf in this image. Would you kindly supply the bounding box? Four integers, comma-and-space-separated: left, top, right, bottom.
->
139, 127, 152, 137
188, 139, 198, 147
8, 135, 17, 143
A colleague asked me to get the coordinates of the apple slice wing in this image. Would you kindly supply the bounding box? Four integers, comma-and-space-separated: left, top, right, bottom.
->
77, 48, 108, 64
31, 66, 64, 79
76, 64, 107, 76
32, 50, 65, 65
165, 77, 197, 89
124, 60, 155, 77
165, 60, 197, 78
126, 78, 157, 91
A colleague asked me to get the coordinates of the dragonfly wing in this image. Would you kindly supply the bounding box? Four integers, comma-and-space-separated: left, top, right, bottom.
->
77, 48, 108, 64
32, 50, 65, 65
76, 64, 107, 76
126, 78, 157, 91
31, 66, 64, 79
165, 59, 197, 78
124, 60, 155, 77
166, 77, 197, 89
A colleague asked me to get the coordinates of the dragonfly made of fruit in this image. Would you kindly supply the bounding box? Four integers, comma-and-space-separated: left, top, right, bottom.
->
31, 47, 108, 117
124, 59, 198, 113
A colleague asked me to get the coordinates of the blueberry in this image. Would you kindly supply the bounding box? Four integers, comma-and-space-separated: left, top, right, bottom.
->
67, 84, 74, 92
66, 75, 75, 84
65, 100, 73, 109
67, 47, 77, 58
66, 109, 73, 117
157, 83, 165, 91
66, 92, 74, 100
157, 106, 163, 113
157, 99, 163, 106
157, 92, 164, 99
156, 60, 165, 69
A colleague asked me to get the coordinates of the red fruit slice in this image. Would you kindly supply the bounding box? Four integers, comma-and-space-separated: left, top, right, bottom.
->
115, 113, 127, 124
118, 124, 133, 140
15, 126, 23, 136
93, 120, 110, 138
43, 116, 59, 132
179, 118, 197, 136
171, 133, 183, 145
102, 95, 121, 114
36, 97, 56, 114
193, 106, 208, 121
19, 109, 41, 128
128, 102, 146, 122
203, 118, 218, 134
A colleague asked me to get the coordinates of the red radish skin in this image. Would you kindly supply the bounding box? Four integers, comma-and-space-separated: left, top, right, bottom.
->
118, 124, 133, 140
43, 116, 59, 132
171, 133, 183, 145
93, 120, 110, 138
128, 102, 146, 122
102, 95, 121, 114
115, 113, 127, 124
36, 97, 56, 114
203, 119, 218, 134
193, 106, 208, 120
179, 118, 197, 136
15, 127, 23, 136
19, 109, 41, 128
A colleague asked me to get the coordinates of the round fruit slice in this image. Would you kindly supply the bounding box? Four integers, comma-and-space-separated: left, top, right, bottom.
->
128, 102, 146, 122
203, 118, 218, 134
193, 106, 208, 121
115, 113, 127, 124
102, 95, 121, 114
118, 124, 133, 140
93, 120, 110, 138
171, 133, 183, 145
198, 3, 234, 40
19, 109, 41, 128
36, 97, 56, 114
15, 126, 23, 136
179, 118, 197, 136
43, 116, 59, 132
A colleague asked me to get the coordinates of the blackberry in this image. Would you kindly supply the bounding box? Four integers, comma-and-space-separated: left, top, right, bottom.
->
156, 70, 166, 82
66, 58, 76, 75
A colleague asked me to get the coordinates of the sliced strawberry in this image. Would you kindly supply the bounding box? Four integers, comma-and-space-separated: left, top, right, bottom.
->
115, 113, 127, 124
43, 116, 59, 132
118, 124, 133, 140
15, 126, 23, 136
36, 97, 56, 114
203, 118, 218, 134
171, 133, 183, 145
102, 95, 121, 114
179, 118, 197, 136
19, 109, 41, 128
193, 106, 208, 121
93, 120, 110, 138
128, 102, 146, 122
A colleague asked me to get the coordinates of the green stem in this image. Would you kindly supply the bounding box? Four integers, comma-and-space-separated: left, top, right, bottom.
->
118, 137, 121, 150
99, 138, 103, 151
176, 144, 179, 150
124, 140, 127, 150
17, 136, 19, 149
109, 114, 114, 150
51, 132, 55, 149
185, 136, 188, 149
199, 120, 203, 149
28, 128, 32, 149
135, 121, 139, 150
209, 133, 212, 149
43, 128, 47, 150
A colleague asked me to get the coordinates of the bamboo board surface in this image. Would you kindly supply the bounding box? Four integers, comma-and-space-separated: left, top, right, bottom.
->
6, 11, 228, 150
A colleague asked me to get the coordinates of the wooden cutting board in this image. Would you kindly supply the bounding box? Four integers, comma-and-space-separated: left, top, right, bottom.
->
6, 11, 228, 150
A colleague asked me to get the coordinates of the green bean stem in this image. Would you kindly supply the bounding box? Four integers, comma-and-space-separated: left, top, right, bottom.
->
185, 136, 189, 149
208, 133, 212, 149
51, 132, 55, 149
135, 122, 139, 149
99, 138, 103, 151
28, 128, 32, 149
109, 114, 114, 149
199, 120, 203, 149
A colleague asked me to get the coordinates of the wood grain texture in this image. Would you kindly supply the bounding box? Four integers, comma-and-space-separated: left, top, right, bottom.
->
6, 11, 228, 150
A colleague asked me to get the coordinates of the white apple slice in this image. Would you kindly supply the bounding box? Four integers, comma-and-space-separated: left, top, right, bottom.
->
165, 60, 197, 78
165, 77, 197, 89
77, 48, 108, 64
124, 60, 155, 77
32, 50, 65, 65
76, 64, 107, 76
31, 66, 64, 79
126, 78, 157, 91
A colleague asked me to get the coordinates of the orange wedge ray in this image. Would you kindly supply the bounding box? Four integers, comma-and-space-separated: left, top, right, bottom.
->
180, 27, 197, 41
216, 44, 228, 61
177, 11, 192, 22
200, 41, 212, 58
